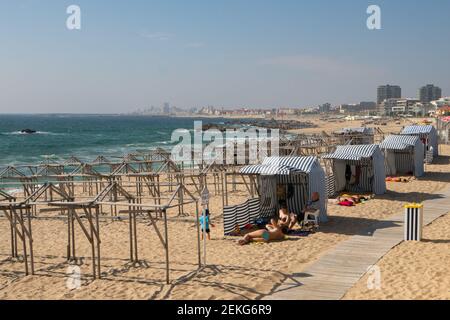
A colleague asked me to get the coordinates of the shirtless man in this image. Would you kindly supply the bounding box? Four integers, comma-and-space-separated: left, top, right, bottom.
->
299, 192, 320, 221
238, 221, 287, 245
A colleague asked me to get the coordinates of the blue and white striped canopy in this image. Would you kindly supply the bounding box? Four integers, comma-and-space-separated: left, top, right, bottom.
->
239, 164, 296, 175
401, 125, 434, 135
262, 156, 317, 172
379, 135, 419, 151
323, 144, 379, 161
239, 156, 318, 175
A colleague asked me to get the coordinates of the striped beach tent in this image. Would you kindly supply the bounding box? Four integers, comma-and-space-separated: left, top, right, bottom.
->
379, 135, 424, 177
239, 156, 328, 224
400, 125, 438, 158
323, 144, 386, 195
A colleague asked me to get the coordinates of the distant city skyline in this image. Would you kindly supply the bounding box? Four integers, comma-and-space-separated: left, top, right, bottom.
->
0, 0, 449, 113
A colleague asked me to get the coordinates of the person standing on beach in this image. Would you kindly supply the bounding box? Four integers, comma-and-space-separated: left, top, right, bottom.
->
199, 208, 215, 240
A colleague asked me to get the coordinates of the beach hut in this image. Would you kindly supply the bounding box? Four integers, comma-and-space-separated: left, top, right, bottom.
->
223, 156, 327, 235
400, 125, 438, 158
379, 135, 424, 178
333, 127, 375, 145
323, 144, 386, 195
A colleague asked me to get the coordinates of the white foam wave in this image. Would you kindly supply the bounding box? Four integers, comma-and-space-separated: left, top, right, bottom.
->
2, 131, 66, 136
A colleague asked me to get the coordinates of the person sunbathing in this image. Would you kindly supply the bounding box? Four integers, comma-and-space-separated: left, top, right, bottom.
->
273, 205, 298, 230
337, 194, 370, 206
238, 221, 287, 245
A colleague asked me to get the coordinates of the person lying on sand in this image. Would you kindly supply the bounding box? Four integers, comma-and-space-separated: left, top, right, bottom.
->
238, 221, 287, 245
337, 194, 371, 206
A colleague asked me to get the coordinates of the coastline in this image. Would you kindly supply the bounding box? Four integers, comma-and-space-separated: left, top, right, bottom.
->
0, 115, 448, 300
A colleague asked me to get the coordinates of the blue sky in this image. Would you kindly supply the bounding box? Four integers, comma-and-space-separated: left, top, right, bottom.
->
0, 0, 449, 113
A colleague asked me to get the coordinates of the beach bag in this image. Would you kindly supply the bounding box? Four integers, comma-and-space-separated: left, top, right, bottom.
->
255, 217, 270, 228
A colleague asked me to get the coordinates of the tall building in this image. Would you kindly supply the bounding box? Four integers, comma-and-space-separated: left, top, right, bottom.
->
359, 101, 377, 110
163, 102, 171, 114
318, 103, 331, 113
419, 84, 442, 103
377, 85, 402, 104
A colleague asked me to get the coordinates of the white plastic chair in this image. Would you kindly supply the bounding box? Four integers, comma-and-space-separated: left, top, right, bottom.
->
301, 209, 320, 230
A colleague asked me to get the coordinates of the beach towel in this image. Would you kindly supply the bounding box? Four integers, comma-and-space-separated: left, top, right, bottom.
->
338, 200, 354, 207
287, 229, 310, 237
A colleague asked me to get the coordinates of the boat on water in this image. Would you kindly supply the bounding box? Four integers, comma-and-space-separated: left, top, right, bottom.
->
20, 129, 37, 134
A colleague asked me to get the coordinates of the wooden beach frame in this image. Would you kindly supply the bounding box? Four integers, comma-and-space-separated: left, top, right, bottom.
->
0, 149, 211, 285
0, 180, 202, 284
0, 129, 392, 285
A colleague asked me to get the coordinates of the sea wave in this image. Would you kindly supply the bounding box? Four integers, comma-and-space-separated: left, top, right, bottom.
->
159, 140, 176, 145
4, 188, 23, 195
40, 154, 60, 159
1, 131, 66, 136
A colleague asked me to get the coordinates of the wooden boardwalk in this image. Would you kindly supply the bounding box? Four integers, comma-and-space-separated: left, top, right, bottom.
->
266, 186, 450, 300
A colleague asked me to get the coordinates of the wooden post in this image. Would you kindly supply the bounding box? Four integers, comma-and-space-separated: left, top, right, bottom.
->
221, 171, 225, 208
163, 209, 170, 284
195, 201, 201, 268
224, 172, 229, 206
18, 208, 29, 275
67, 208, 72, 260
133, 201, 138, 262
27, 206, 34, 275
71, 208, 76, 259
10, 208, 17, 258
88, 207, 96, 279
128, 204, 134, 262
95, 205, 101, 278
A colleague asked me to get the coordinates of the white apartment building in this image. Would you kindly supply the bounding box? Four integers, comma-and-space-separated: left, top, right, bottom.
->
380, 98, 420, 115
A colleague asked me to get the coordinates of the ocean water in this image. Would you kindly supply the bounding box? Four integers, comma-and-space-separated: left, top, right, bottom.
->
0, 114, 226, 166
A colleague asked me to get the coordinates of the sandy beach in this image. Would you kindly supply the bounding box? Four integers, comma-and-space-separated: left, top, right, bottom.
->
343, 211, 450, 300
0, 116, 449, 300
